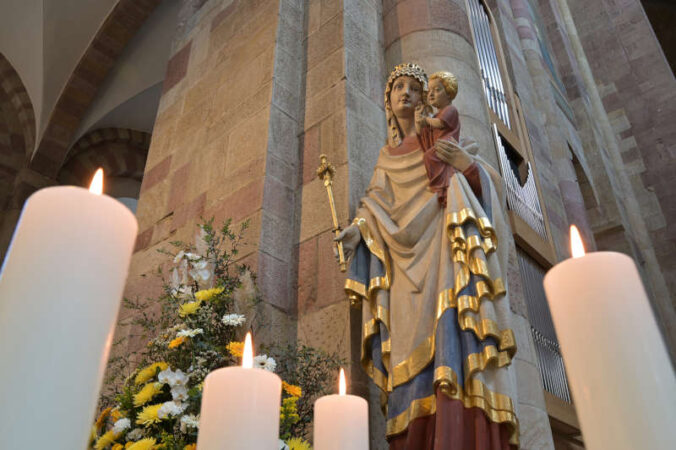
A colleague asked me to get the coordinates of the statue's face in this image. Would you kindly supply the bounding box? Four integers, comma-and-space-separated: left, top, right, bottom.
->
428, 78, 451, 109
389, 75, 423, 119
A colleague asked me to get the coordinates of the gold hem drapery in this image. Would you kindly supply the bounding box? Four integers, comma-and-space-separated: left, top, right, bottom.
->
350, 208, 517, 391
386, 365, 520, 446
346, 167, 519, 445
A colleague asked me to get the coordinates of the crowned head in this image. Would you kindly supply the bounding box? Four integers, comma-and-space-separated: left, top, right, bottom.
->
384, 63, 428, 111
384, 63, 428, 147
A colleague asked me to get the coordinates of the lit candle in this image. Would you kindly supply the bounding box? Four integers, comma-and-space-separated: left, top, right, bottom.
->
314, 368, 369, 450
197, 332, 282, 449
543, 225, 676, 450
0, 169, 138, 449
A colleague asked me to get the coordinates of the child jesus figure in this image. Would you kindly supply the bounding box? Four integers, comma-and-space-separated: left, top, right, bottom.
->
415, 71, 461, 208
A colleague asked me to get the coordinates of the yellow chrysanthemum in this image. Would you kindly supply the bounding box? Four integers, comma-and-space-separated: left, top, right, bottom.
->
178, 300, 202, 317
194, 286, 224, 301
286, 437, 312, 450
127, 438, 157, 450
226, 341, 244, 358
110, 408, 123, 422
168, 336, 187, 349
112, 444, 124, 450
282, 381, 302, 397
94, 430, 118, 449
136, 403, 163, 426
95, 406, 112, 430
135, 362, 169, 385
184, 445, 197, 450
133, 382, 164, 407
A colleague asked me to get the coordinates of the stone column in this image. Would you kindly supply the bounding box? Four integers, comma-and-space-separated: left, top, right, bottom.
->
295, 1, 387, 446
123, 0, 305, 350
0, 167, 55, 258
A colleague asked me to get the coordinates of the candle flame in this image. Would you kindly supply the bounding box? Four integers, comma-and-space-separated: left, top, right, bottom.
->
570, 225, 585, 258
89, 168, 104, 195
242, 332, 254, 368
339, 367, 346, 396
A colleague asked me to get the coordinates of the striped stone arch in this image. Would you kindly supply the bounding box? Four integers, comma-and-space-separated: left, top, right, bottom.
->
0, 52, 36, 159
29, 0, 161, 178
58, 128, 151, 188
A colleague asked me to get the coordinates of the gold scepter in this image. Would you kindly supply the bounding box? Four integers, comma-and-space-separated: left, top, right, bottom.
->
317, 154, 346, 272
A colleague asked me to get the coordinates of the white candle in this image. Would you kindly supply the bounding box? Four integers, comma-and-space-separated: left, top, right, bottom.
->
314, 368, 369, 450
543, 226, 676, 450
0, 169, 138, 449
197, 333, 282, 450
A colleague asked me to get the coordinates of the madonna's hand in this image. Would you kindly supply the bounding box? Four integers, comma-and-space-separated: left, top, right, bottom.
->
334, 224, 361, 262
435, 139, 474, 171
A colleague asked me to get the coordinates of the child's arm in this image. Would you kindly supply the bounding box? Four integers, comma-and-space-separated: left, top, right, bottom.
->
414, 103, 427, 135
425, 117, 446, 129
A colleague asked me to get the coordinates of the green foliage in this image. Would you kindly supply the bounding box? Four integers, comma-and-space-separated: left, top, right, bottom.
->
262, 344, 344, 439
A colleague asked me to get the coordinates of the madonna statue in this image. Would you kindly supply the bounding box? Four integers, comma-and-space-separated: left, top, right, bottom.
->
336, 63, 520, 449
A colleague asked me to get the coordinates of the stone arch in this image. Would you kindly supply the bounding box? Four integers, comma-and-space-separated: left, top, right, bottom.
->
570, 148, 598, 210
0, 53, 37, 261
58, 128, 150, 202
0, 52, 36, 158
29, 0, 161, 178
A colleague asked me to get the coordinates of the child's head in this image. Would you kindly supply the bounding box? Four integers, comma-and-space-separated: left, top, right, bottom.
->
428, 71, 458, 109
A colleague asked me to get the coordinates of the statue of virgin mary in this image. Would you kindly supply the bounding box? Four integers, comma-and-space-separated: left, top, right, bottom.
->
337, 63, 520, 449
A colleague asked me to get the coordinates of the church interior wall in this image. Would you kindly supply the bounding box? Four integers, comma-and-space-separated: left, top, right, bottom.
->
555, 0, 676, 359
1, 0, 675, 448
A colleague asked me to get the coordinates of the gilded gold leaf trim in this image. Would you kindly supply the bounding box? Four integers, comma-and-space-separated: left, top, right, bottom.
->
363, 358, 388, 393
345, 279, 367, 298
447, 208, 497, 240
387, 365, 519, 446
362, 316, 393, 391
464, 344, 513, 384
387, 394, 436, 438
353, 217, 392, 289
354, 206, 517, 441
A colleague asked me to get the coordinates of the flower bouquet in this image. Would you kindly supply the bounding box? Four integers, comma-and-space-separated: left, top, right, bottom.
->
91, 219, 341, 450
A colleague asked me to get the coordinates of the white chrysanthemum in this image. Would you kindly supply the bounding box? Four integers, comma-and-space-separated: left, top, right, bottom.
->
170, 266, 194, 297
177, 328, 204, 338
159, 368, 188, 387
221, 313, 246, 327
158, 401, 187, 419
112, 417, 131, 434
185, 252, 201, 261
189, 259, 212, 282
171, 385, 189, 401
180, 414, 200, 433
253, 355, 277, 372
127, 428, 144, 441
171, 369, 188, 385
173, 250, 185, 264
157, 367, 172, 385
